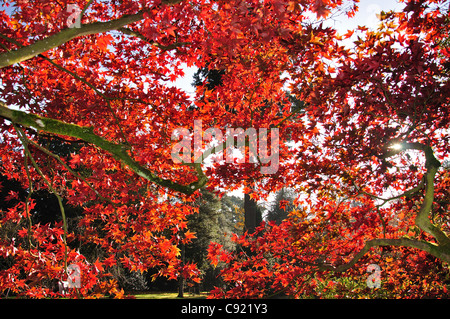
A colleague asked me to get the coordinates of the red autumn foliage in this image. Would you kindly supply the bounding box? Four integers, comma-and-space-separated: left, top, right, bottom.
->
0, 0, 449, 298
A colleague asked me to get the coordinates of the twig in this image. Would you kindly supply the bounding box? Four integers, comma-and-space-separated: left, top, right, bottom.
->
24, 133, 118, 206
13, 124, 69, 271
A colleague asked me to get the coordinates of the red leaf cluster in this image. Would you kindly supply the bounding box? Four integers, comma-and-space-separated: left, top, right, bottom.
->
0, 0, 449, 298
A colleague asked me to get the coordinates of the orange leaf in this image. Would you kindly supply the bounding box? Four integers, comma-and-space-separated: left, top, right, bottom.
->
97, 34, 114, 52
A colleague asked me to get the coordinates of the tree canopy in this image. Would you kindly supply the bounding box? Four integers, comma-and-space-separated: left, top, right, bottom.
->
0, 0, 449, 298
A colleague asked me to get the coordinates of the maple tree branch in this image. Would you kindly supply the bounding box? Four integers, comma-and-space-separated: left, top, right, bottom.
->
23, 154, 37, 251
382, 142, 450, 246
0, 11, 145, 69
37, 54, 130, 144
0, 101, 207, 194
381, 142, 439, 165
118, 27, 191, 51
415, 155, 450, 247
324, 142, 450, 272
319, 237, 450, 272
80, 0, 94, 18
0, 0, 188, 68
13, 124, 69, 270
275, 105, 305, 128
357, 177, 425, 206
21, 133, 117, 206
161, 0, 184, 4
0, 32, 132, 144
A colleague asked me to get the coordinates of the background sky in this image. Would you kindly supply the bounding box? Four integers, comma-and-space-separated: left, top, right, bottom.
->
171, 0, 407, 95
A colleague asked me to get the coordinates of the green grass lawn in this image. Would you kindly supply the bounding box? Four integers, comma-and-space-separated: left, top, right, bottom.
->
131, 291, 208, 299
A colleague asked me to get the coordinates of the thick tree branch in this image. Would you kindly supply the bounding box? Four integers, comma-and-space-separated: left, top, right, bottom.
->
415, 155, 450, 247
320, 238, 450, 272
0, 0, 188, 69
321, 141, 450, 272
380, 141, 450, 245
161, 0, 184, 4
0, 101, 207, 194
0, 11, 145, 68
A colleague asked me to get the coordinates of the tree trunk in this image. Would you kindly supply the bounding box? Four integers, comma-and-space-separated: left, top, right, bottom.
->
244, 193, 257, 234
177, 243, 185, 298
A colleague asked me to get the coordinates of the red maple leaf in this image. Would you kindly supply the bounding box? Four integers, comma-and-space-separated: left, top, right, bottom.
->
97, 34, 114, 52
312, 0, 331, 19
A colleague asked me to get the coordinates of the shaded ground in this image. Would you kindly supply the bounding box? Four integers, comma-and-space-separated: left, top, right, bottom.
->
131, 291, 208, 299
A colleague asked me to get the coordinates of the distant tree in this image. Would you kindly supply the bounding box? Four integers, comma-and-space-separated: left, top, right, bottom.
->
186, 190, 221, 272
219, 195, 245, 236
267, 188, 297, 225
192, 67, 225, 91
183, 190, 241, 292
